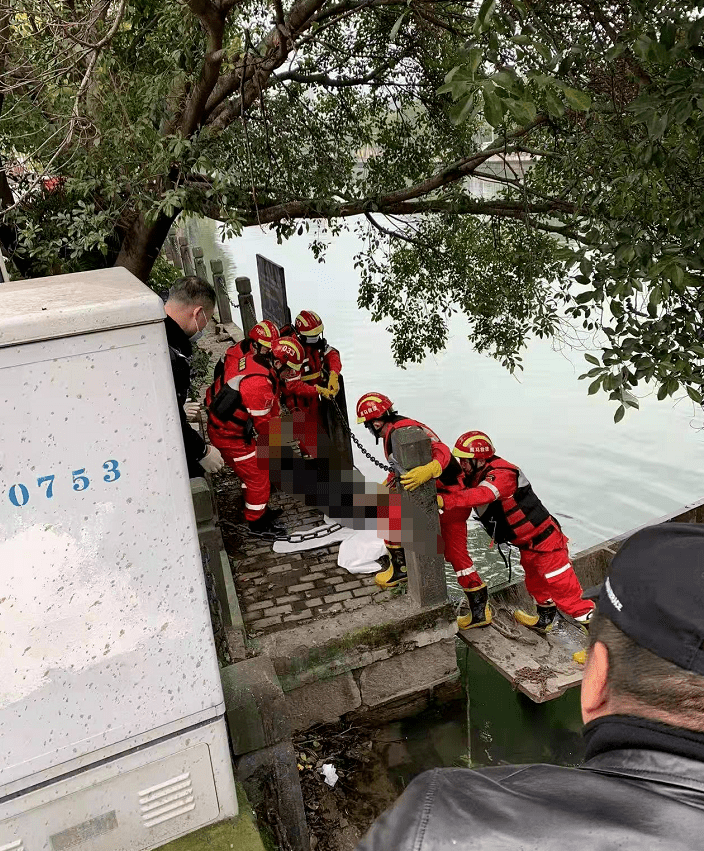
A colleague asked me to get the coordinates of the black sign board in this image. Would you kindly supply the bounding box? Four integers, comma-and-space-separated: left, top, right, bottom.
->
256, 255, 291, 329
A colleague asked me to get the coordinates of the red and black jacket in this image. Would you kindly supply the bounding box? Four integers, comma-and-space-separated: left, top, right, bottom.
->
206, 351, 274, 444
470, 457, 553, 546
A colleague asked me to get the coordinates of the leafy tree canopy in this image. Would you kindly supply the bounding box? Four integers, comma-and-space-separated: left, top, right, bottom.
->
1, 0, 704, 415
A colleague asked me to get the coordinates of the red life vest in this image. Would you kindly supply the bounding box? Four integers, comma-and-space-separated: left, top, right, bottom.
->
472, 457, 552, 546
206, 352, 273, 443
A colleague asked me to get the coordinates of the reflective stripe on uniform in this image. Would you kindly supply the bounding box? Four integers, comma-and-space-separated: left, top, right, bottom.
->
479, 481, 500, 500
233, 450, 257, 462
245, 501, 268, 511
545, 563, 571, 579
301, 371, 321, 382
247, 407, 271, 416
456, 568, 476, 577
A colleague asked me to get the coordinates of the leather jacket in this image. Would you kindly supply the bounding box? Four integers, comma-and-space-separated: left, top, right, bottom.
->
356, 717, 704, 850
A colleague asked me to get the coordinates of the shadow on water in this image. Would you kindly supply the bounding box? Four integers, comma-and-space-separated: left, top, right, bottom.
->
373, 640, 585, 795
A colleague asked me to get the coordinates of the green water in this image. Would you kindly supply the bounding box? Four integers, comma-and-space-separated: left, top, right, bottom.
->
375, 641, 585, 792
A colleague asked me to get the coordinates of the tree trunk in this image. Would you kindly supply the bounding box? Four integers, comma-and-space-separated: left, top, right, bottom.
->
114, 209, 178, 282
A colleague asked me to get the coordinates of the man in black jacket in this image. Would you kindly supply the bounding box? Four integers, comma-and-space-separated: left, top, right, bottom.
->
164, 276, 224, 478
357, 522, 704, 851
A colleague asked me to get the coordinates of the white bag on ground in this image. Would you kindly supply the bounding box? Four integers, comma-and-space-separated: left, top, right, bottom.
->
337, 530, 387, 574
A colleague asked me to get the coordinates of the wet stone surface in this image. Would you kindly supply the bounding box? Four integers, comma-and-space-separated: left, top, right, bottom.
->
212, 466, 394, 637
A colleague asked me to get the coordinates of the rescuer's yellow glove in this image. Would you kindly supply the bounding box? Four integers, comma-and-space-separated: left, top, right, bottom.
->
401, 459, 443, 491
437, 494, 444, 509
327, 372, 340, 397
316, 385, 333, 399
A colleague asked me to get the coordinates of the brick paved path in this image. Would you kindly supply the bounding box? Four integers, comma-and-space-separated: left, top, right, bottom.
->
216, 470, 394, 636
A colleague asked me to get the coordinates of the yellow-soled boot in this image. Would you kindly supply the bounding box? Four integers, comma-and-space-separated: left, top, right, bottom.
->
457, 583, 492, 630
514, 602, 557, 634
375, 546, 407, 588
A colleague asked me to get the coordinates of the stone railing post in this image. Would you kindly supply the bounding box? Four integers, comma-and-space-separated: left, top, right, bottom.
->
178, 235, 195, 276
167, 227, 182, 269
210, 259, 233, 324
192, 245, 209, 283
391, 427, 448, 608
236, 276, 257, 337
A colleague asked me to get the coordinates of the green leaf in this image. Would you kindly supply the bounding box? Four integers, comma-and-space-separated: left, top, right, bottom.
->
449, 93, 476, 125
686, 386, 703, 403
544, 88, 565, 117
468, 48, 483, 76
614, 404, 626, 423
506, 99, 537, 125
482, 89, 505, 127
563, 88, 591, 111
688, 17, 704, 48
389, 9, 408, 41
584, 353, 600, 365
473, 0, 497, 34
657, 383, 669, 401
588, 377, 602, 395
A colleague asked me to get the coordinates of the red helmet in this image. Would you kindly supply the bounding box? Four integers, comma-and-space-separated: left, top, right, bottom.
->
356, 393, 394, 424
271, 336, 304, 370
452, 431, 495, 459
248, 319, 279, 349
295, 310, 324, 339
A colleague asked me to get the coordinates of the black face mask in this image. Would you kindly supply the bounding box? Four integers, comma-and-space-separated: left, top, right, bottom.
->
364, 421, 381, 444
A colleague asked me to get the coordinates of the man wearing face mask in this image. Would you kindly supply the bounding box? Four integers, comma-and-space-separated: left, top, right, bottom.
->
164, 276, 225, 478
438, 431, 594, 631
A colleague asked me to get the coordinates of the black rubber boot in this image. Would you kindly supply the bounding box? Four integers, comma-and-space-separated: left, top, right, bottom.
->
375, 546, 407, 588
514, 602, 557, 634
248, 507, 287, 536
457, 583, 492, 630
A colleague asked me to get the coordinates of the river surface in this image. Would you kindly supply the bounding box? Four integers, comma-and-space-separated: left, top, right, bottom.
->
195, 214, 704, 768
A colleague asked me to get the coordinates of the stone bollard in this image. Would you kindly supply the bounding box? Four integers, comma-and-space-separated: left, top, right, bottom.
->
222, 659, 310, 851
235, 276, 258, 337
178, 236, 195, 276
192, 246, 209, 283
390, 427, 448, 608
210, 259, 233, 324
167, 227, 182, 269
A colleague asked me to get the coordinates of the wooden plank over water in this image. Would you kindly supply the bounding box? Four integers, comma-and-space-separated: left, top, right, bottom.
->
459, 498, 704, 703
458, 609, 587, 703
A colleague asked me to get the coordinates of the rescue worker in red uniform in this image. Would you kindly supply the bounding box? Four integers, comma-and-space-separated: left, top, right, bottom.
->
206, 336, 305, 534
283, 311, 342, 458
227, 319, 279, 361
438, 431, 595, 632
356, 392, 457, 588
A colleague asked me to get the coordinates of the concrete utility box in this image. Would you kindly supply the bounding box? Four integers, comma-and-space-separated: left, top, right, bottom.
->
0, 270, 237, 849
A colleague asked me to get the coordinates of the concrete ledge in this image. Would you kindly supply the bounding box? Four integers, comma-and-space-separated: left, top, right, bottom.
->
251, 597, 457, 692
358, 638, 458, 707
191, 477, 214, 524
221, 658, 291, 755
285, 671, 361, 732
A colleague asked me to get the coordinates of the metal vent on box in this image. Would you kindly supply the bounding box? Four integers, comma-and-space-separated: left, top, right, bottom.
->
139, 772, 196, 828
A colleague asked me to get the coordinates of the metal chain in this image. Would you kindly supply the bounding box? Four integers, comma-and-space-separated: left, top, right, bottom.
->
230, 521, 344, 544
329, 397, 394, 472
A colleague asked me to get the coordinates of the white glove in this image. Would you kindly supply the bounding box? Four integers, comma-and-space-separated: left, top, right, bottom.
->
184, 400, 201, 421
200, 445, 225, 473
